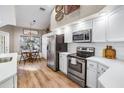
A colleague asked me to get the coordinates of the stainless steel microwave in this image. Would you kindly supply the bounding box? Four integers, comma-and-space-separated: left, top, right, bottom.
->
73, 29, 92, 43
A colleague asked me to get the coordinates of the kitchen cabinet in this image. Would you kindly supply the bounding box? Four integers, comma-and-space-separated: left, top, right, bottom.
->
107, 6, 124, 41
0, 75, 16, 88
92, 16, 107, 42
0, 6, 16, 27
0, 53, 17, 88
71, 20, 92, 32
64, 26, 72, 43
97, 64, 108, 88
87, 60, 108, 88
59, 52, 70, 74
97, 64, 108, 77
87, 61, 98, 88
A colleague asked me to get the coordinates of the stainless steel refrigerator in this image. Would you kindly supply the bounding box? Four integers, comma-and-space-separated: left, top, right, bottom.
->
47, 34, 67, 71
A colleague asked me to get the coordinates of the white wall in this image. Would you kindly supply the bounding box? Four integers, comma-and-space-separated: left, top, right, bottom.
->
0, 25, 46, 53
68, 42, 124, 61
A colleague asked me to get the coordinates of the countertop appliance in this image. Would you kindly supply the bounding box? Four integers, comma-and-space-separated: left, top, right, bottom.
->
47, 34, 67, 71
73, 29, 92, 43
67, 47, 95, 87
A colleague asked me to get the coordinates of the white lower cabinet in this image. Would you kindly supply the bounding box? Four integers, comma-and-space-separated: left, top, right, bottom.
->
87, 68, 97, 88
87, 60, 108, 88
0, 77, 13, 88
87, 61, 97, 88
0, 75, 17, 88
59, 53, 70, 74
97, 64, 108, 77
97, 64, 108, 88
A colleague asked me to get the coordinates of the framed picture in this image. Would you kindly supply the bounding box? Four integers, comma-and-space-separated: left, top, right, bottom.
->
64, 5, 80, 15
23, 29, 38, 35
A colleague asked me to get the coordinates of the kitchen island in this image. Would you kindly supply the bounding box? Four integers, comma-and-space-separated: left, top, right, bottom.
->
0, 53, 17, 88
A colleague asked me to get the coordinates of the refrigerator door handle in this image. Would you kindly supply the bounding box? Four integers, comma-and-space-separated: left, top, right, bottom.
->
47, 45, 49, 51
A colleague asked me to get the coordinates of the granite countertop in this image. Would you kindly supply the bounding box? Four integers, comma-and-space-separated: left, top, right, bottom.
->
87, 56, 124, 88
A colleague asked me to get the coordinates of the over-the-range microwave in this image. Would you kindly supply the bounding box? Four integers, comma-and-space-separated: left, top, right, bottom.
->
72, 29, 92, 43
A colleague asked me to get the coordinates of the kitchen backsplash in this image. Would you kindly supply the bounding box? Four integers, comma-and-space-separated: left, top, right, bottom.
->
68, 42, 124, 61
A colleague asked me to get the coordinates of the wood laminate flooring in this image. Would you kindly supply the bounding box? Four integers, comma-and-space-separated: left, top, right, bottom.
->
17, 59, 80, 88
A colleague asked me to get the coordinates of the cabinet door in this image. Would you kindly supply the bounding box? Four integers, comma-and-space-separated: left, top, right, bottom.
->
87, 61, 98, 88
98, 64, 108, 77
97, 64, 108, 88
92, 16, 107, 42
59, 54, 63, 71
0, 77, 14, 88
107, 6, 124, 41
87, 68, 97, 88
98, 81, 104, 88
64, 27, 72, 43
72, 20, 92, 32
63, 56, 67, 74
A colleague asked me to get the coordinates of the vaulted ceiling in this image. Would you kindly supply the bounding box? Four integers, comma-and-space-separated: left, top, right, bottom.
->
15, 5, 55, 30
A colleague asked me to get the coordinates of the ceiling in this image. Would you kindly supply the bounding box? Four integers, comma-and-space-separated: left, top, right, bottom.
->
15, 5, 55, 30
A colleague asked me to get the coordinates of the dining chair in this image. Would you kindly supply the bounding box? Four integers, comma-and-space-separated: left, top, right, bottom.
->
19, 51, 29, 64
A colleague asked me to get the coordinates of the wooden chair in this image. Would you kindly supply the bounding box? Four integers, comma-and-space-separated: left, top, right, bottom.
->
32, 51, 41, 62
19, 51, 29, 64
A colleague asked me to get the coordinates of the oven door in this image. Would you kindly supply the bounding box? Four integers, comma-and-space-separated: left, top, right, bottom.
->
67, 57, 86, 80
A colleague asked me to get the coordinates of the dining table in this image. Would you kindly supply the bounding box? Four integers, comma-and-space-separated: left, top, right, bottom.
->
19, 50, 40, 64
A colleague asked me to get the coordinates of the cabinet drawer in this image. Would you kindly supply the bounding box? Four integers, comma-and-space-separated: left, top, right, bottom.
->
87, 61, 97, 70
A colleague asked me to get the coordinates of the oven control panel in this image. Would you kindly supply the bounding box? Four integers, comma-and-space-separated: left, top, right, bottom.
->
77, 47, 95, 52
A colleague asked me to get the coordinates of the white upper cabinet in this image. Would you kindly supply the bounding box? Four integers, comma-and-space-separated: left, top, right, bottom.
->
107, 6, 124, 42
64, 26, 72, 43
0, 6, 16, 27
72, 20, 93, 32
92, 16, 107, 42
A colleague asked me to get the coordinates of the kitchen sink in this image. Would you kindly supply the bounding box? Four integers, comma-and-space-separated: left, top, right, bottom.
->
0, 57, 12, 63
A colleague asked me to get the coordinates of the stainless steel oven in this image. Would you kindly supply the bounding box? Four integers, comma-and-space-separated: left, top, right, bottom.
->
67, 47, 95, 87
67, 57, 86, 87
73, 29, 92, 43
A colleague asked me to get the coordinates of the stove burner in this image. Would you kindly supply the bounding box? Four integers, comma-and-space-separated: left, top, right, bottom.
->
76, 47, 95, 58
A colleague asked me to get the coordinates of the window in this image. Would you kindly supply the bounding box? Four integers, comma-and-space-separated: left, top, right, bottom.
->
20, 36, 41, 51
